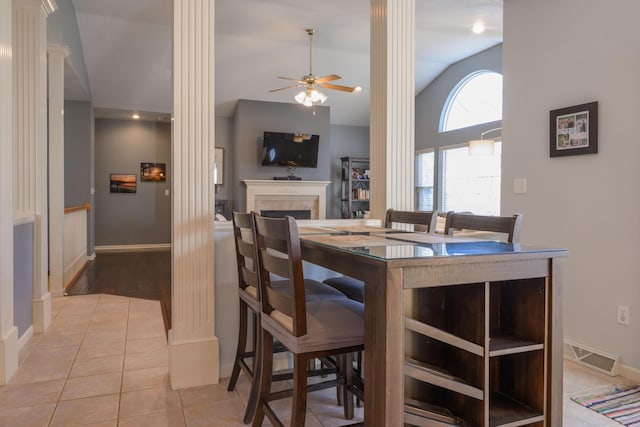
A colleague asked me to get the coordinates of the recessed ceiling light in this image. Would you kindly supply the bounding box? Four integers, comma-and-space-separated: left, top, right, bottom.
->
354, 86, 362, 92
472, 22, 486, 35
132, 113, 140, 120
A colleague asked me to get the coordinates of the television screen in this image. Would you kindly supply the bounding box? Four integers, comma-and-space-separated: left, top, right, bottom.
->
261, 132, 319, 168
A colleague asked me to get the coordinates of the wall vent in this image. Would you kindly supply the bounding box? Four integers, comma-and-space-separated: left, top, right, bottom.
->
564, 339, 619, 376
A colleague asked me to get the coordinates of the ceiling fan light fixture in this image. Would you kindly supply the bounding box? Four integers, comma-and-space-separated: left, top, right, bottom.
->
310, 90, 321, 102
294, 91, 306, 104
270, 29, 359, 107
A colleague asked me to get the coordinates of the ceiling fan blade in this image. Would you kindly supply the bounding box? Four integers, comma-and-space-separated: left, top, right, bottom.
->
277, 76, 305, 83
319, 83, 358, 93
314, 74, 341, 83
268, 84, 302, 93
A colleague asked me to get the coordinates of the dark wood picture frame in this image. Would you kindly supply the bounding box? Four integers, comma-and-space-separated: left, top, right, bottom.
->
140, 162, 166, 182
550, 101, 598, 157
110, 173, 137, 193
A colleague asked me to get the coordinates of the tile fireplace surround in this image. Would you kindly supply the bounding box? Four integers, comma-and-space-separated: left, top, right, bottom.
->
243, 180, 330, 219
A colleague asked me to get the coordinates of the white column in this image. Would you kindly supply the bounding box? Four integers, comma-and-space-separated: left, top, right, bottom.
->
13, 0, 56, 333
368, 1, 415, 424
370, 0, 416, 218
169, 0, 219, 389
0, 0, 19, 385
47, 43, 69, 297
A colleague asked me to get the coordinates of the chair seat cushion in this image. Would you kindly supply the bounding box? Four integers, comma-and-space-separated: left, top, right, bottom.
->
241, 279, 346, 309
263, 298, 364, 354
297, 279, 348, 301
323, 277, 365, 303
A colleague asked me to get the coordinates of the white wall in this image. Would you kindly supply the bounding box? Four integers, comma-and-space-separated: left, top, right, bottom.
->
503, 0, 640, 374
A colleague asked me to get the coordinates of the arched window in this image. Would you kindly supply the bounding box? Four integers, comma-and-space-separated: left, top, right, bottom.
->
440, 71, 503, 132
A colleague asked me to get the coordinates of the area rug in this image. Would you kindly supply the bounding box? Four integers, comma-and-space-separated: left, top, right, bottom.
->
571, 384, 640, 426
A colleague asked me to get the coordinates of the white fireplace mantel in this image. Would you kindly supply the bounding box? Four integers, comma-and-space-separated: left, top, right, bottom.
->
243, 180, 330, 219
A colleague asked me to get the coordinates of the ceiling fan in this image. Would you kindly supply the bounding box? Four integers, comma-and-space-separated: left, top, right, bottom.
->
269, 29, 361, 107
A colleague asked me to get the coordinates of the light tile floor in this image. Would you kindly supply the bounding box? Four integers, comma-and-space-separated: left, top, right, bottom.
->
0, 294, 635, 426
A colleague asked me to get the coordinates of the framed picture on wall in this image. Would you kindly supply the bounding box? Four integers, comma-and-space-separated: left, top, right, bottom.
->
550, 101, 598, 157
140, 162, 166, 182
110, 173, 137, 193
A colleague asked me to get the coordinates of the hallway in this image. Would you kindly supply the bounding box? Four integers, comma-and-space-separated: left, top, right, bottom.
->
66, 251, 172, 332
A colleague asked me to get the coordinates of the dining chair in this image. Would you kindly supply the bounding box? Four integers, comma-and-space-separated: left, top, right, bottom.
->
385, 208, 438, 233
443, 212, 523, 243
251, 213, 364, 427
323, 208, 438, 303
227, 212, 348, 423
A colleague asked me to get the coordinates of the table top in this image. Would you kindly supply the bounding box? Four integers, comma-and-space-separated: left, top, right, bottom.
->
299, 228, 568, 262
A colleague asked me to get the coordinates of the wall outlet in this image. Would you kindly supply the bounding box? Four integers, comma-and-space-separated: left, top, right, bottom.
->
617, 305, 630, 325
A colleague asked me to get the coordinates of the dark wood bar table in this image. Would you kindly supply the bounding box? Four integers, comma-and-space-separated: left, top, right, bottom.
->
299, 228, 568, 427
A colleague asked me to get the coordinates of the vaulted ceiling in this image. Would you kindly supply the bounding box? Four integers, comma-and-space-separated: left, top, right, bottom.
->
69, 0, 502, 126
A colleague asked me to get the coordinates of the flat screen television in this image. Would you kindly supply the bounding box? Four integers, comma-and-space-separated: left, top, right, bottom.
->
261, 131, 319, 168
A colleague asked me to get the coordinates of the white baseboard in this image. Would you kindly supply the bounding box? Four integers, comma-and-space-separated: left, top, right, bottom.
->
88, 252, 96, 260
620, 364, 640, 383
168, 331, 220, 389
64, 253, 88, 287
95, 244, 171, 253
17, 326, 33, 352
32, 294, 52, 333
0, 326, 19, 384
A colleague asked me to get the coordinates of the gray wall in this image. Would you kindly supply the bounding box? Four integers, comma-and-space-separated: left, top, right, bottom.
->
231, 99, 332, 215
14, 222, 33, 338
64, 101, 95, 253
415, 44, 502, 153
47, 0, 91, 99
328, 125, 370, 218
503, 0, 640, 371
94, 119, 171, 246
215, 116, 233, 214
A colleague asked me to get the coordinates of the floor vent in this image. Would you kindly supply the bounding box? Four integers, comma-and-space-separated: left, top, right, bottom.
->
564, 340, 619, 376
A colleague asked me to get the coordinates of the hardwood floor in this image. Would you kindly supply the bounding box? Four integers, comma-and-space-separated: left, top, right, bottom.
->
66, 251, 172, 331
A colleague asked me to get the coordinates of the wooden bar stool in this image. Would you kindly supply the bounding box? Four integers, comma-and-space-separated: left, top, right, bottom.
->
444, 212, 523, 243
251, 213, 364, 427
227, 212, 348, 424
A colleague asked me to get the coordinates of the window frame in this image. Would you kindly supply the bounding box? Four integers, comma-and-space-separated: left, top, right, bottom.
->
438, 141, 502, 216
439, 70, 503, 133
414, 148, 435, 212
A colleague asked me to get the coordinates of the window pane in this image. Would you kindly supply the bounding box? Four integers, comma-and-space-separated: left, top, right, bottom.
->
415, 150, 434, 211
442, 71, 503, 132
441, 142, 501, 215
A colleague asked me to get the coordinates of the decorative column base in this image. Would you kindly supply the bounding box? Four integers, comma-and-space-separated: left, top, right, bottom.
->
32, 292, 51, 333
168, 330, 219, 389
0, 326, 18, 384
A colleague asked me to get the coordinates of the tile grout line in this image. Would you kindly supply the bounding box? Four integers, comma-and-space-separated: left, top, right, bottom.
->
116, 295, 131, 424
48, 295, 99, 427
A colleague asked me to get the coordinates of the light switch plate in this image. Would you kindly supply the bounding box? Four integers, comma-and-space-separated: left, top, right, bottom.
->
165, 189, 170, 196
513, 178, 527, 194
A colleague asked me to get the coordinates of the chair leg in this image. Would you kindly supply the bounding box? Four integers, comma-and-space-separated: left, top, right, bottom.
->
251, 328, 274, 427
243, 312, 262, 423
356, 350, 363, 408
341, 352, 354, 420
228, 299, 249, 391
291, 353, 309, 427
